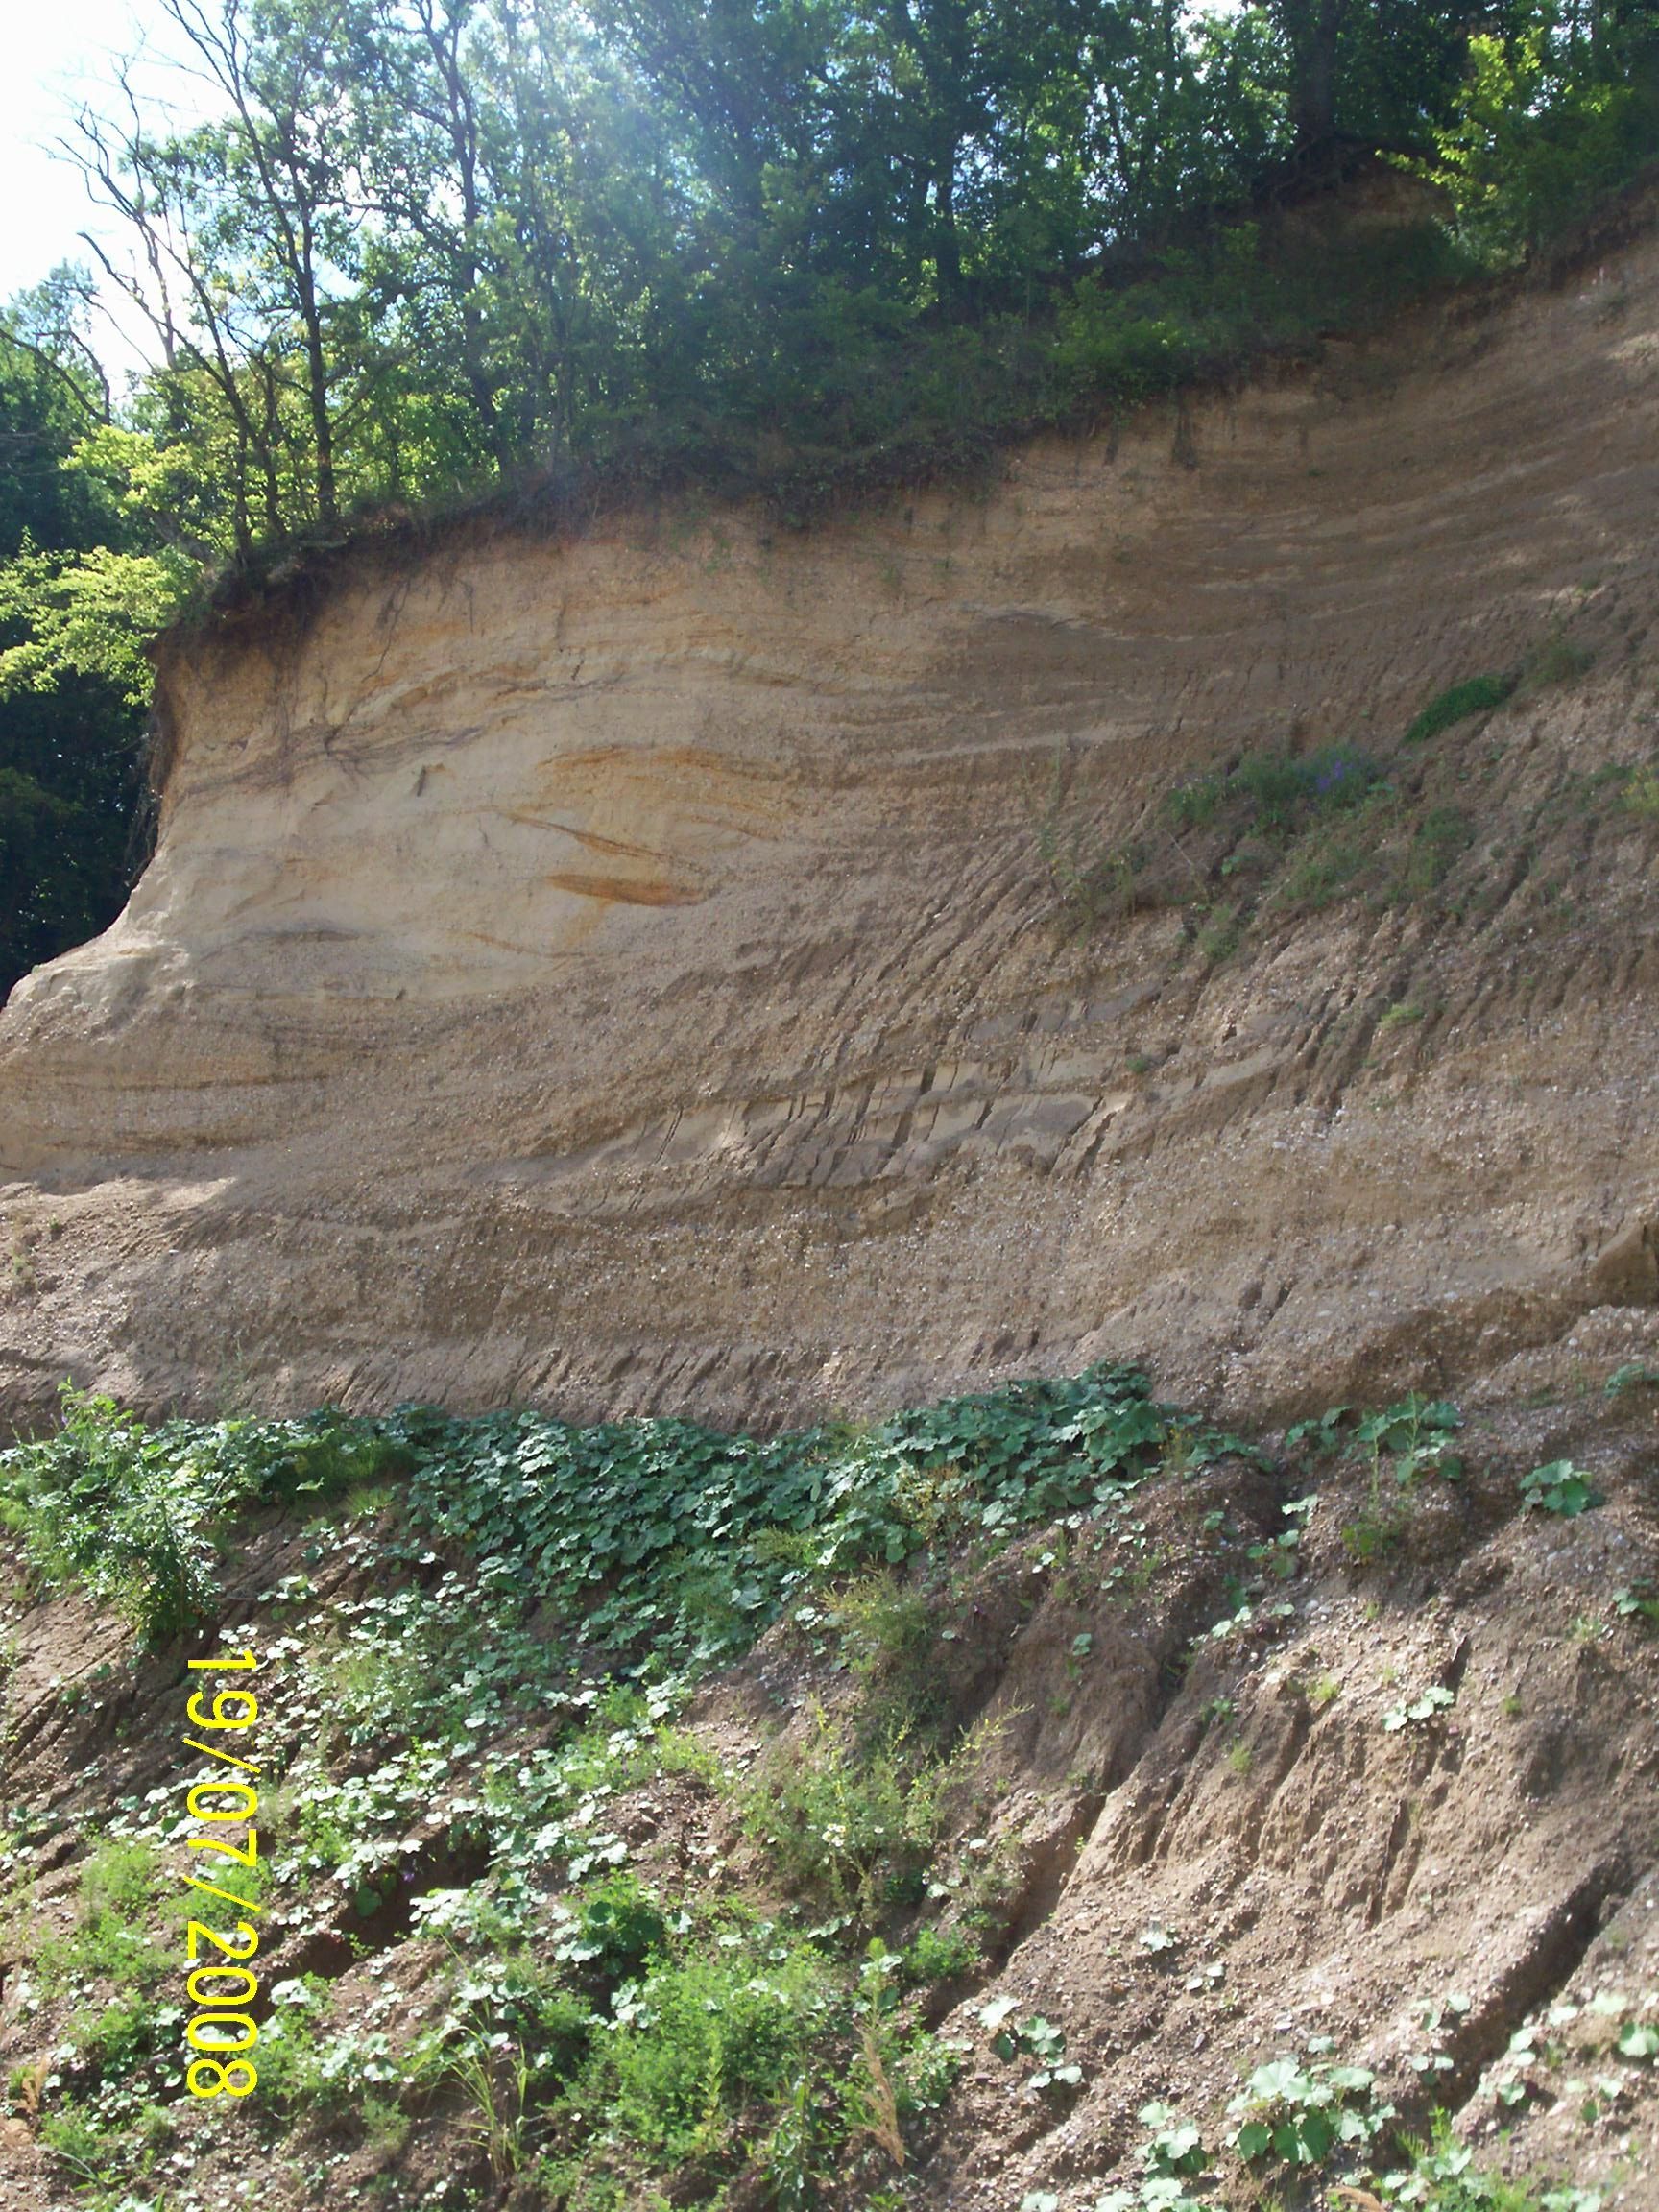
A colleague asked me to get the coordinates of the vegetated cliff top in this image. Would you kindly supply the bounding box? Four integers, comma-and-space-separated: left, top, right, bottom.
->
174, 166, 1659, 644
1, 168, 1656, 1444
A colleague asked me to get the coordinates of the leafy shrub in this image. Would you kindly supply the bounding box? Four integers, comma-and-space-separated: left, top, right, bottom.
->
1289, 1395, 1462, 1566
1226, 2055, 1388, 2167
741, 1702, 943, 1918
1383, 1683, 1457, 1731
1404, 673, 1517, 747
1519, 1460, 1602, 1517
830, 1570, 950, 1741
1166, 774, 1223, 829
1137, 2098, 1209, 2179
1275, 828, 1371, 910
601, 1931, 844, 2162
1423, 24, 1659, 262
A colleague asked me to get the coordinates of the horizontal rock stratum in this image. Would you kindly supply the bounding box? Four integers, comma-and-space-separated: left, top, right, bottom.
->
3, 226, 1659, 1431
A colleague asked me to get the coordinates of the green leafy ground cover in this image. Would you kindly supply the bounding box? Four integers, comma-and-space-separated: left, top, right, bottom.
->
0, 1369, 1240, 2203
0, 1372, 1635, 2210
0, 1366, 1235, 1664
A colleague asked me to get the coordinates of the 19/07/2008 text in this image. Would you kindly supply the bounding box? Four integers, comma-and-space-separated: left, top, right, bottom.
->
180, 1646, 263, 2097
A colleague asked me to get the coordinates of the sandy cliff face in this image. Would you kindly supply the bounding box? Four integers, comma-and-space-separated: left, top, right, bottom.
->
2, 233, 1658, 1430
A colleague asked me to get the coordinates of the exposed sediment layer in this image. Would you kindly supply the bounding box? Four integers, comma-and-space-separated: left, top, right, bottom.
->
3, 234, 1659, 1428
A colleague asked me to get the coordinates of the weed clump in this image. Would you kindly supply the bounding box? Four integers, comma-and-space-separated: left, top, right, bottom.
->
0, 1387, 409, 1643
740, 1699, 944, 1918
1168, 744, 1383, 834
1404, 671, 1518, 746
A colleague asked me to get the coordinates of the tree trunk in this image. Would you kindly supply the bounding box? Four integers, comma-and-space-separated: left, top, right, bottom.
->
296, 234, 337, 526
1288, 0, 1350, 154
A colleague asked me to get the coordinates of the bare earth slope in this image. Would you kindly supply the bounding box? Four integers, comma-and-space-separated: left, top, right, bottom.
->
2, 224, 1659, 1431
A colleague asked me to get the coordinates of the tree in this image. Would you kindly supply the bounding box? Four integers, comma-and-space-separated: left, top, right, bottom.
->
1262, 0, 1486, 165
0, 293, 150, 999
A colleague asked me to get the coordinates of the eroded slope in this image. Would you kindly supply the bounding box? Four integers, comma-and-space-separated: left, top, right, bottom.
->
2, 222, 1659, 1430
0, 1366, 1655, 2209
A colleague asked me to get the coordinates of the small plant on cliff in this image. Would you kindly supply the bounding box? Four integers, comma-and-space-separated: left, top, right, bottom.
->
1366, 2115, 1606, 2209
1404, 672, 1518, 746
1289, 1395, 1462, 1566
1382, 1683, 1457, 1731
1623, 764, 1659, 822
1354, 1397, 1465, 1492
741, 1702, 943, 1921
1226, 2054, 1390, 2168
1519, 1460, 1602, 1517
1613, 1582, 1659, 1629
1521, 629, 1595, 692
1166, 745, 1384, 837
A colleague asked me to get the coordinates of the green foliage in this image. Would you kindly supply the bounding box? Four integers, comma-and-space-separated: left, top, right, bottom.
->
33, 1842, 170, 1999
1404, 672, 1518, 747
0, 541, 194, 709
1613, 1582, 1659, 1628
375, 1362, 1201, 1665
1168, 745, 1383, 837
0, 295, 151, 999
1295, 1393, 1463, 1510
1520, 628, 1596, 691
1622, 766, 1659, 822
1383, 1683, 1456, 1731
410, 1897, 956, 2200
1138, 2099, 1207, 2177
1227, 2054, 1390, 2167
0, 1389, 220, 1643
1289, 1394, 1462, 1566
0, 1386, 411, 1645
1351, 1398, 1464, 1490
741, 1701, 944, 1920
1519, 1459, 1603, 1517
899, 1921, 980, 1990
1403, 805, 1476, 897
1368, 2115, 1605, 2209
1045, 715, 1491, 944
987, 2010, 1081, 2093
830, 1569, 951, 1743
552, 1872, 668, 1994
1417, 18, 1659, 262
9, 1365, 1196, 2201
603, 1930, 842, 2160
